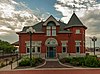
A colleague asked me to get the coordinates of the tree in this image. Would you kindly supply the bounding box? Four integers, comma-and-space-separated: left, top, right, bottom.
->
0, 40, 17, 54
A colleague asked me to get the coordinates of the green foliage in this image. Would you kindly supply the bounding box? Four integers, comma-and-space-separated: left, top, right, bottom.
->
0, 40, 17, 53
59, 57, 72, 63
19, 57, 30, 66
60, 56, 100, 67
84, 56, 100, 67
34, 57, 43, 65
19, 57, 43, 67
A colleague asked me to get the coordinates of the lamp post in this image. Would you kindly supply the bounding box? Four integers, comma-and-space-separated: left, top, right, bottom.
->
26, 27, 35, 67
89, 37, 92, 52
89, 37, 92, 49
90, 36, 97, 55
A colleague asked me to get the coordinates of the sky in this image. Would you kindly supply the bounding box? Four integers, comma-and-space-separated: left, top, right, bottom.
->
0, 0, 100, 47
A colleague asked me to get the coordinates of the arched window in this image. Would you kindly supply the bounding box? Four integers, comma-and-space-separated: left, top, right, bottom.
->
45, 38, 58, 46
47, 21, 56, 26
46, 21, 56, 36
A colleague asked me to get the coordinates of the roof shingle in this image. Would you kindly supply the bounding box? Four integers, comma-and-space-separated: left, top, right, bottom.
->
66, 13, 87, 29
20, 13, 87, 33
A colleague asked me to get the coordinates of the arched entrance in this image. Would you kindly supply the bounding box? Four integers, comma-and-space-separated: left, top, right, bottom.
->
45, 38, 58, 58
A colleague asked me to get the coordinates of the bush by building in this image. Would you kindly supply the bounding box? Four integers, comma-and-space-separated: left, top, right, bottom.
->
59, 55, 100, 67
19, 56, 44, 67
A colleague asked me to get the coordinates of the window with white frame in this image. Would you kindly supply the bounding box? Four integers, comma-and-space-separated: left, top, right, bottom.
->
32, 47, 35, 52
37, 47, 40, 52
46, 26, 51, 36
76, 42, 80, 46
32, 47, 41, 53
27, 47, 30, 53
61, 41, 67, 53
26, 41, 41, 53
75, 41, 81, 53
76, 47, 80, 53
62, 47, 66, 53
46, 26, 56, 36
52, 26, 56, 36
76, 29, 80, 34
46, 21, 56, 36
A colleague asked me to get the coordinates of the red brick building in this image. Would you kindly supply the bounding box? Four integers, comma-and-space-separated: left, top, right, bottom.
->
17, 13, 87, 58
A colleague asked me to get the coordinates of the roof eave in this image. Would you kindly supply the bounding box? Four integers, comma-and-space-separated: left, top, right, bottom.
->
64, 26, 87, 30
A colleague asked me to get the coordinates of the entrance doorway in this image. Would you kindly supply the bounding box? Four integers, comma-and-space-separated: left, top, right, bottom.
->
47, 47, 56, 58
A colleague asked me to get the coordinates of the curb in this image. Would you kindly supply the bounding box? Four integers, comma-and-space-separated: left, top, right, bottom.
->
58, 60, 74, 68
35, 60, 46, 68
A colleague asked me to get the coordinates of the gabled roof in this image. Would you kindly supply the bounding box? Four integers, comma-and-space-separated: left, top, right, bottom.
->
22, 21, 44, 32
66, 13, 87, 29
43, 15, 60, 26
18, 14, 87, 34
21, 20, 67, 33
58, 21, 67, 31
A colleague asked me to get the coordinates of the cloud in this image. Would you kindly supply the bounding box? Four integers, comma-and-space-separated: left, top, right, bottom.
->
81, 10, 100, 36
0, 0, 40, 35
0, 0, 50, 43
54, 0, 100, 47
54, 0, 100, 21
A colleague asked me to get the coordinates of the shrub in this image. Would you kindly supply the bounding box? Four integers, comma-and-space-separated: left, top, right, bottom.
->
19, 57, 43, 67
60, 56, 100, 67
84, 56, 99, 67
19, 57, 30, 66
69, 57, 81, 66
65, 57, 72, 63
35, 58, 43, 63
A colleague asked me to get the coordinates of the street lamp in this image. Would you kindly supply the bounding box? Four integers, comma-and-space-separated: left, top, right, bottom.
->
89, 37, 92, 49
90, 36, 97, 55
26, 27, 35, 66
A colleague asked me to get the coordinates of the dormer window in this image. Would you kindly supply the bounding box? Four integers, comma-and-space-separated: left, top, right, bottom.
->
47, 26, 51, 36
52, 26, 56, 36
46, 21, 56, 36
76, 29, 80, 34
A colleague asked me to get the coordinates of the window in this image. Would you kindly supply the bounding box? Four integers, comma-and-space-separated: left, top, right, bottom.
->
37, 47, 40, 52
46, 22, 56, 36
32, 47, 35, 52
46, 26, 56, 36
61, 41, 67, 46
76, 46, 80, 53
47, 26, 51, 36
47, 30, 51, 36
52, 26, 56, 36
76, 42, 80, 46
61, 41, 67, 53
26, 41, 41, 53
75, 41, 81, 53
76, 29, 80, 34
62, 43, 66, 46
62, 47, 66, 53
27, 48, 30, 53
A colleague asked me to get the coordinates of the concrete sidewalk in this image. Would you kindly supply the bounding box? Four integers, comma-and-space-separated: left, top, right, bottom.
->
0, 61, 18, 71
38, 60, 72, 68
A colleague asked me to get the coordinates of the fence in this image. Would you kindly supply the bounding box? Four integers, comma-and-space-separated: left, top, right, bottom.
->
0, 53, 20, 69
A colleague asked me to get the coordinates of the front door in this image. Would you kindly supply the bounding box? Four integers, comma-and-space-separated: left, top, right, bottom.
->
47, 47, 56, 58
